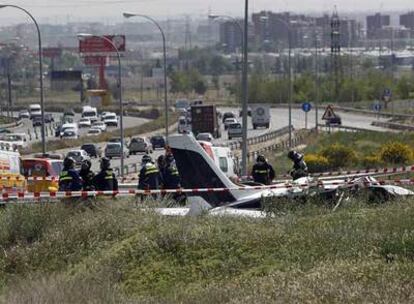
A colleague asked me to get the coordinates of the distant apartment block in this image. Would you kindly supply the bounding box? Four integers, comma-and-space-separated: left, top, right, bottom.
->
366, 13, 390, 39
400, 12, 414, 30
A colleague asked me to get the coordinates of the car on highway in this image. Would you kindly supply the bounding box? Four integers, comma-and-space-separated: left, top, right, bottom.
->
81, 143, 102, 158
18, 110, 30, 119
150, 135, 166, 149
128, 137, 153, 155
32, 116, 43, 127
66, 149, 90, 166
78, 118, 92, 128
175, 99, 189, 111
222, 112, 236, 123
82, 106, 98, 122
86, 128, 102, 136
227, 122, 243, 140
105, 142, 129, 159
100, 112, 109, 120
0, 133, 28, 150
44, 113, 54, 123
64, 109, 75, 117
29, 104, 41, 119
325, 115, 342, 126
103, 113, 118, 127
91, 121, 107, 132
239, 107, 252, 117
224, 117, 238, 130
60, 123, 78, 137
62, 128, 78, 139
196, 132, 213, 142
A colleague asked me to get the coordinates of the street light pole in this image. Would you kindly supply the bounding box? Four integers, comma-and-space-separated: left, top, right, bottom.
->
78, 33, 124, 177
241, 0, 249, 177
0, 5, 46, 154
123, 13, 169, 142
261, 15, 293, 147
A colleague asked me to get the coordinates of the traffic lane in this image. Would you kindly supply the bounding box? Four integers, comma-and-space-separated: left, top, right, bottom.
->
16, 113, 149, 143
215, 107, 270, 144
268, 108, 391, 132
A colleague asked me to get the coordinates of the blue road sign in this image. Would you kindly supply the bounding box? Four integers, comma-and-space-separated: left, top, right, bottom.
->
383, 88, 392, 97
373, 103, 382, 112
302, 102, 312, 113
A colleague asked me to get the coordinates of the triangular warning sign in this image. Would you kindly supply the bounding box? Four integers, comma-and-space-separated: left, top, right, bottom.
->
322, 105, 336, 120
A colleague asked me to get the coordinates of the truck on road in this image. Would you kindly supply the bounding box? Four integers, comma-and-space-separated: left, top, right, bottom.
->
251, 104, 270, 129
191, 105, 221, 138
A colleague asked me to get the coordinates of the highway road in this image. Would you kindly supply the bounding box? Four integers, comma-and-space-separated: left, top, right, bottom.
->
18, 106, 392, 180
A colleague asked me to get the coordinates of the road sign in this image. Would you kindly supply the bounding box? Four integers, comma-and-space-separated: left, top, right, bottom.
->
322, 105, 336, 120
302, 102, 312, 113
79, 35, 126, 53
383, 88, 392, 97
373, 103, 382, 112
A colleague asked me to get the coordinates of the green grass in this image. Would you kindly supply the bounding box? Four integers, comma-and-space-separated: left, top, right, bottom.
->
265, 131, 414, 176
1, 196, 414, 302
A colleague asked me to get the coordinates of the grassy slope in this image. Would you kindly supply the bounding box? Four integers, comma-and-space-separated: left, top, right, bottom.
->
1, 197, 414, 303
265, 131, 414, 176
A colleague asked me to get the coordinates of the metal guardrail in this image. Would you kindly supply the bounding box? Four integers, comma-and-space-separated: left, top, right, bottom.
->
371, 121, 414, 131
317, 123, 369, 132
222, 125, 292, 151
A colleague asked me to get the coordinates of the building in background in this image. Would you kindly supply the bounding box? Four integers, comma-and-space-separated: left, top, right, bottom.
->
366, 13, 390, 39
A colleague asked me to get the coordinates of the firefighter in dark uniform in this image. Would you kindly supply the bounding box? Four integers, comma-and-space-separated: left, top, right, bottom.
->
79, 159, 95, 191
59, 157, 83, 191
287, 150, 308, 180
138, 154, 159, 190
164, 154, 181, 189
92, 157, 118, 191
164, 153, 185, 205
251, 154, 275, 185
157, 155, 167, 188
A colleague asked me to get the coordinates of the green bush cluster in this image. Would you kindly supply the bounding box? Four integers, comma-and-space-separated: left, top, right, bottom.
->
303, 141, 413, 173
379, 142, 413, 164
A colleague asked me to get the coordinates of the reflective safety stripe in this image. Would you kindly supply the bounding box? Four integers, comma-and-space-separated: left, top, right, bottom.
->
146, 169, 159, 175
60, 177, 73, 181
254, 170, 269, 174
105, 176, 114, 180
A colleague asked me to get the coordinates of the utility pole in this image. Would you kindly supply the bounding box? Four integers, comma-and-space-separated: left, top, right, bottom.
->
331, 8, 341, 103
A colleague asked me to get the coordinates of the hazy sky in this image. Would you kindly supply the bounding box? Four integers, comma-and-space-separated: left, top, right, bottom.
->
0, 0, 412, 24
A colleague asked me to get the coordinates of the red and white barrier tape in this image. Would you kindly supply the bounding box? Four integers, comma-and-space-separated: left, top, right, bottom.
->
1, 178, 413, 202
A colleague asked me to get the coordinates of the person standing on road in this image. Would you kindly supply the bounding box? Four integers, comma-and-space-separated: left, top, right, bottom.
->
287, 150, 308, 180
79, 159, 95, 191
138, 154, 159, 190
251, 154, 275, 185
59, 157, 83, 191
92, 157, 118, 191
163, 153, 181, 189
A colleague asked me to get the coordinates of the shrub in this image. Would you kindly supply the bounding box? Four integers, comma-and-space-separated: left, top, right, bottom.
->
379, 142, 413, 164
304, 153, 330, 173
361, 154, 384, 169
320, 144, 357, 169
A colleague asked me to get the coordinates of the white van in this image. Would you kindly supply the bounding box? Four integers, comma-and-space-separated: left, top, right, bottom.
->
199, 141, 236, 179
251, 104, 270, 129
82, 106, 98, 122
28, 104, 41, 119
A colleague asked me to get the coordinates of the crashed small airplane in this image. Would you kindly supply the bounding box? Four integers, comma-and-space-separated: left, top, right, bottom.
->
165, 134, 413, 216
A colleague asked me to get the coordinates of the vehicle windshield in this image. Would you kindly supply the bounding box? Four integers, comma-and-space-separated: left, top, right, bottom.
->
81, 145, 94, 150
131, 138, 144, 143
88, 129, 100, 133
105, 115, 116, 120
2, 134, 23, 141
107, 143, 120, 148
93, 122, 104, 126
229, 123, 242, 129
83, 112, 96, 117
67, 151, 80, 157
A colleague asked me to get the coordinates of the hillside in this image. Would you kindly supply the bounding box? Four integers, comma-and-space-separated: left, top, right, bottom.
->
0, 195, 414, 303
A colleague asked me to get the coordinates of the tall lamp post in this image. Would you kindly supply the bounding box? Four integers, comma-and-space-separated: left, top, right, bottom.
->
240, 0, 249, 177
260, 15, 293, 147
77, 33, 125, 177
0, 5, 46, 154
123, 13, 169, 141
